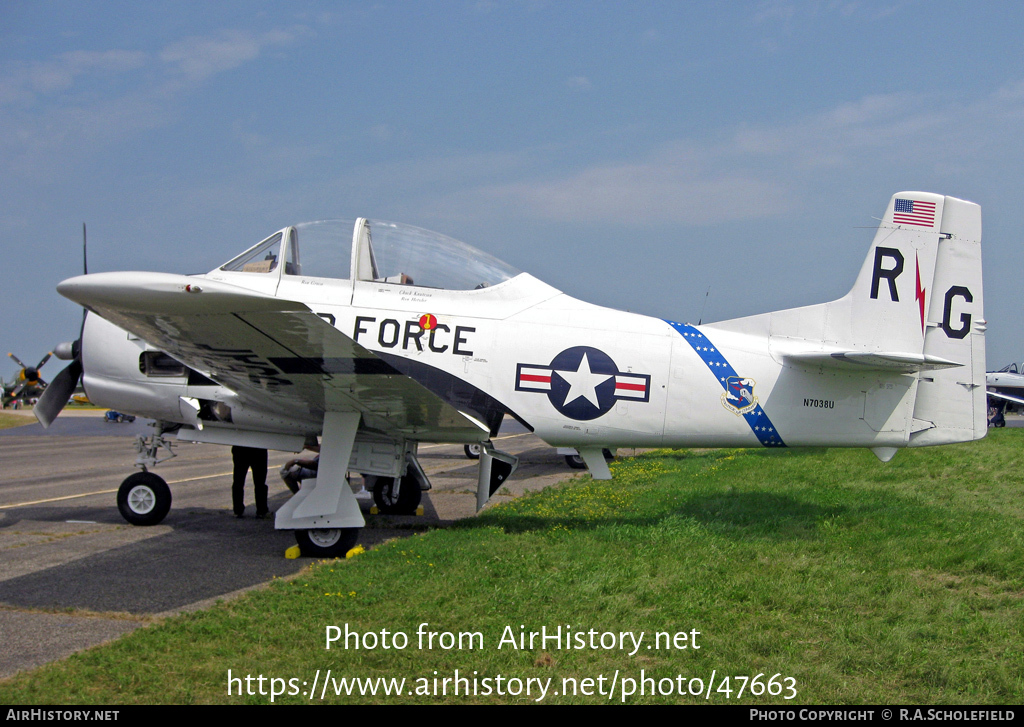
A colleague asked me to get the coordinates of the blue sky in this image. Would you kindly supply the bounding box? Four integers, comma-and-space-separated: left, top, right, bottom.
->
4, 1, 1024, 382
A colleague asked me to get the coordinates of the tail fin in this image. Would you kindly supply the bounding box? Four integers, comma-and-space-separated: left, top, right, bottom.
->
847, 192, 985, 443
768, 192, 985, 446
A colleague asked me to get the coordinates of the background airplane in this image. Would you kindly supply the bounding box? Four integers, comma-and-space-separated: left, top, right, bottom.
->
2, 352, 52, 407
986, 362, 1024, 427
35, 192, 987, 557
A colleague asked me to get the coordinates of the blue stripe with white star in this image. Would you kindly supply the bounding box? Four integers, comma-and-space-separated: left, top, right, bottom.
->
665, 321, 786, 448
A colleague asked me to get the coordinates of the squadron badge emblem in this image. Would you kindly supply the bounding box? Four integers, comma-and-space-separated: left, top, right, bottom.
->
721, 375, 758, 415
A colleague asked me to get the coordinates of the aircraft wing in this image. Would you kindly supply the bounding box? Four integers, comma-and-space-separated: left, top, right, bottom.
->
987, 390, 1024, 406
58, 272, 491, 441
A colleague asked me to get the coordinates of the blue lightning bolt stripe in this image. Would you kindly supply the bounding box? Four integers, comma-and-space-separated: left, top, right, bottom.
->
665, 321, 786, 448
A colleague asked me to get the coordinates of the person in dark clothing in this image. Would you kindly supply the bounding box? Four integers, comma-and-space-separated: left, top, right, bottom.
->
280, 435, 320, 494
231, 446, 268, 518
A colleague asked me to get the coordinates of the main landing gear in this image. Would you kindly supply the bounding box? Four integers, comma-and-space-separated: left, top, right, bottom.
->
295, 528, 360, 558
369, 473, 423, 515
111, 418, 520, 561
564, 448, 615, 469
464, 442, 491, 459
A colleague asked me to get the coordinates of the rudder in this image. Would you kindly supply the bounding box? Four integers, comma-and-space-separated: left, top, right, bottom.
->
910, 195, 985, 445
844, 192, 985, 444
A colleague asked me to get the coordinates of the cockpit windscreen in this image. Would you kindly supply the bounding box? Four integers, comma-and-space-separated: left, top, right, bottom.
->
220, 219, 520, 291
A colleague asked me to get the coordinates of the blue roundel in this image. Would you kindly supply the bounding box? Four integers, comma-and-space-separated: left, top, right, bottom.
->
547, 346, 619, 421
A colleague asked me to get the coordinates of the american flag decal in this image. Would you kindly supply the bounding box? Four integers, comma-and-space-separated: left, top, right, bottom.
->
893, 198, 937, 227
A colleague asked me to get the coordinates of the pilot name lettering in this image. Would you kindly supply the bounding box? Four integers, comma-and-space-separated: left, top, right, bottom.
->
354, 316, 474, 356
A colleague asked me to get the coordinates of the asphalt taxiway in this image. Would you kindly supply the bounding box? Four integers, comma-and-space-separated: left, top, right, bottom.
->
0, 411, 591, 679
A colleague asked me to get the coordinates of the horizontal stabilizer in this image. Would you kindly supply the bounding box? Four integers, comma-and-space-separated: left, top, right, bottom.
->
785, 351, 963, 373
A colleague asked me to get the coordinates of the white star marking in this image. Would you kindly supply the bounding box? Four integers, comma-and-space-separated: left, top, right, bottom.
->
556, 353, 612, 409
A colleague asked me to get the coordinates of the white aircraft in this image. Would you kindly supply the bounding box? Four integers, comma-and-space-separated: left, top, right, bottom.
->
36, 192, 987, 556
985, 363, 1024, 426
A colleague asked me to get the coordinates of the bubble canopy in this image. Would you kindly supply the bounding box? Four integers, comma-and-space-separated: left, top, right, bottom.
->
218, 218, 520, 291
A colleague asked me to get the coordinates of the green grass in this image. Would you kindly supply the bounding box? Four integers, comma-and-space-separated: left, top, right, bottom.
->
0, 411, 33, 429
2, 433, 1022, 704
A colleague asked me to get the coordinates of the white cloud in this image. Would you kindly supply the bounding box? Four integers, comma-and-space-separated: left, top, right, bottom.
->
0, 49, 147, 105
440, 80, 1024, 227
479, 164, 792, 225
159, 28, 300, 81
0, 25, 310, 179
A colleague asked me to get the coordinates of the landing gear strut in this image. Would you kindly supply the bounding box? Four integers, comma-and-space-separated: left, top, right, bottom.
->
133, 429, 177, 470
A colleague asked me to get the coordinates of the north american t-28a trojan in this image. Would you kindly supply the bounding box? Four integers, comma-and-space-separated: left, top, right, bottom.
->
37, 192, 986, 556
3, 352, 52, 407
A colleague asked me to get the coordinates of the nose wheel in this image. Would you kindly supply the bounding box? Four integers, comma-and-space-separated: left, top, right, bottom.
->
117, 472, 172, 525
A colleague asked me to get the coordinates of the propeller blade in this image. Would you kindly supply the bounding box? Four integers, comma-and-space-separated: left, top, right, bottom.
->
34, 359, 82, 428
8, 352, 27, 369
36, 352, 52, 369
79, 225, 88, 333
36, 224, 92, 428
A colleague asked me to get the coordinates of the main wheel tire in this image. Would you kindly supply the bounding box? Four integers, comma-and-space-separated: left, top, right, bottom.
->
295, 528, 360, 558
464, 443, 484, 459
565, 454, 586, 469
372, 474, 422, 514
117, 472, 172, 526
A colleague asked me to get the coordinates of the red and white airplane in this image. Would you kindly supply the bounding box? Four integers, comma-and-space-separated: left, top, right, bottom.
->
37, 192, 986, 556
